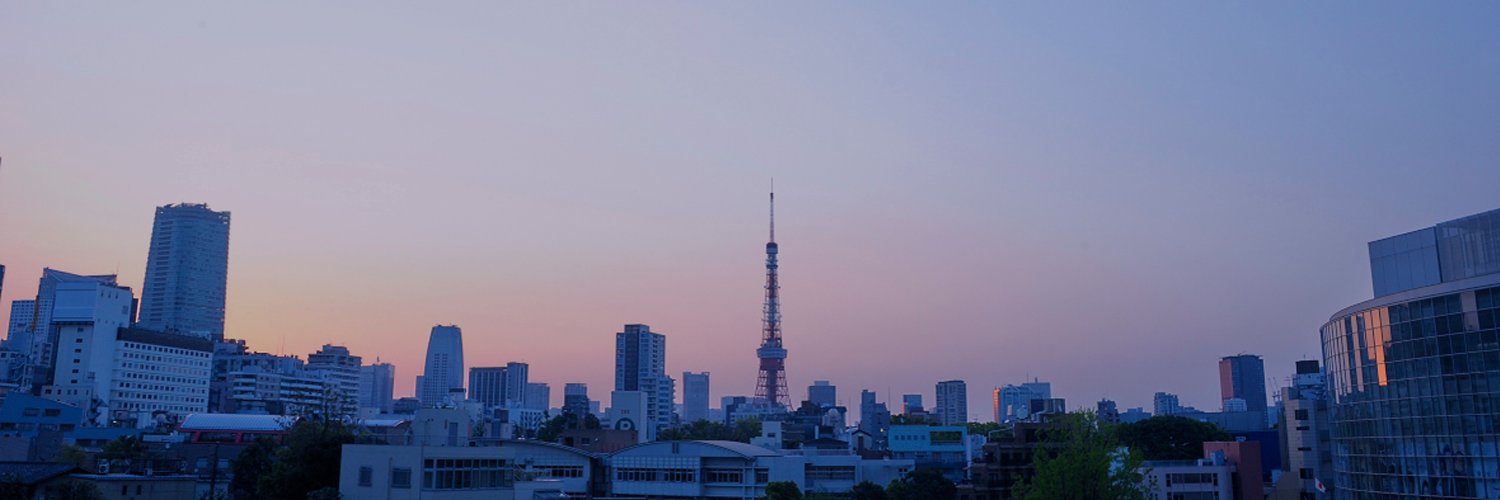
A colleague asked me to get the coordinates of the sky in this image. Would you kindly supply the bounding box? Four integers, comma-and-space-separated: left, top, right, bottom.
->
2, 3, 1499, 422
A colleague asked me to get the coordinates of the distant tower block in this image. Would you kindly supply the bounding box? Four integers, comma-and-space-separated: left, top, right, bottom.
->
755, 191, 790, 407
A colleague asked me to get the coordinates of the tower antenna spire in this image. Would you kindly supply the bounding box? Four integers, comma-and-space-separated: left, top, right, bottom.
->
769, 179, 776, 243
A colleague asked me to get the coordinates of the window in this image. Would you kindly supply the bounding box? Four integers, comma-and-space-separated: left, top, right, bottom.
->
391, 467, 412, 489
1300, 468, 1314, 479
21, 408, 39, 417
359, 466, 372, 486
1295, 409, 1309, 420
43, 409, 60, 417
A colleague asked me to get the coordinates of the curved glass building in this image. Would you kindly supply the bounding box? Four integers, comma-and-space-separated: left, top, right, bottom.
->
1323, 208, 1500, 498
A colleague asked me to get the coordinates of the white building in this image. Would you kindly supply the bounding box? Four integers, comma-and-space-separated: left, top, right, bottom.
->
418, 325, 465, 406
226, 368, 336, 416
307, 344, 362, 416
46, 325, 212, 428
615, 324, 674, 435
1141, 456, 1235, 500
339, 440, 598, 499
609, 440, 913, 498
935, 379, 967, 426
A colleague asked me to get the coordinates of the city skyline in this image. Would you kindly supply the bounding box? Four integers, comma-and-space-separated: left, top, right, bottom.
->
5, 3, 1500, 420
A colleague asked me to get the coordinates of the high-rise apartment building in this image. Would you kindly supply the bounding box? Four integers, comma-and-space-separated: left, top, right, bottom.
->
1153, 392, 1182, 417
1218, 354, 1267, 413
12, 269, 123, 390
682, 371, 710, 423
307, 344, 363, 416
994, 380, 1051, 423
858, 390, 892, 448
359, 361, 395, 413
615, 324, 674, 435
139, 203, 230, 340
504, 362, 529, 406
1278, 360, 1332, 498
808, 380, 836, 408
935, 379, 968, 426
418, 325, 465, 406
1321, 207, 1500, 497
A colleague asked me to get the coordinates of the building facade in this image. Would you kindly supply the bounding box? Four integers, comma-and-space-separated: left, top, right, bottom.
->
682, 371, 710, 423
418, 325, 465, 406
360, 362, 395, 413
1219, 354, 1267, 413
307, 344, 362, 416
138, 203, 231, 340
936, 379, 968, 426
615, 324, 674, 436
994, 380, 1050, 423
808, 380, 836, 408
1322, 208, 1500, 498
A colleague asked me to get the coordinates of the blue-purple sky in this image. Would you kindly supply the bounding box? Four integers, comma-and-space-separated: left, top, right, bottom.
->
3, 3, 1499, 420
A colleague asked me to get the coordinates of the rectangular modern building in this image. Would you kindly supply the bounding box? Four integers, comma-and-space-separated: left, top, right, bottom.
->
1218, 354, 1266, 413
994, 380, 1050, 423
359, 361, 395, 413
808, 380, 836, 408
682, 371, 710, 423
138, 203, 231, 340
307, 344, 363, 416
615, 324, 674, 436
525, 382, 550, 411
935, 379, 967, 426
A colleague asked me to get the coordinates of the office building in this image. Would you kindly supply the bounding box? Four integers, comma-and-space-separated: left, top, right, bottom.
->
857, 390, 891, 449
1219, 354, 1267, 413
468, 367, 506, 407
418, 325, 464, 406
901, 394, 923, 415
503, 362, 529, 406
359, 361, 395, 413
1322, 207, 1500, 497
138, 203, 231, 340
615, 324, 674, 435
525, 382, 549, 411
808, 380, 836, 408
563, 383, 590, 417
307, 344, 362, 416
994, 380, 1050, 423
39, 279, 210, 427
935, 379, 967, 426
11, 269, 123, 390
1153, 392, 1182, 417
682, 371, 710, 423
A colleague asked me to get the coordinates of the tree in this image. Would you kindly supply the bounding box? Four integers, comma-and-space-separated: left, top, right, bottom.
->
1116, 416, 1232, 460
889, 414, 936, 425
1013, 412, 1147, 500
658, 419, 762, 443
886, 469, 956, 500
850, 481, 888, 500
230, 437, 277, 499
55, 445, 92, 472
764, 481, 803, 500
258, 420, 356, 500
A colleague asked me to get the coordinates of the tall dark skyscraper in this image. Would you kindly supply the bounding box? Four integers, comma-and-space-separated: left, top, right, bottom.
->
1218, 354, 1267, 413
139, 203, 231, 340
755, 191, 790, 407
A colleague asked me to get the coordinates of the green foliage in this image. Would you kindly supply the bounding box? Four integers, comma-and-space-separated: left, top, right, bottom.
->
889, 414, 937, 426
658, 419, 761, 443
230, 437, 278, 499
99, 435, 146, 460
1013, 412, 1147, 500
43, 480, 104, 500
55, 445, 92, 472
763, 481, 803, 500
885, 469, 956, 500
305, 487, 342, 500
257, 420, 357, 500
850, 480, 889, 500
1116, 416, 1232, 460
537, 412, 604, 442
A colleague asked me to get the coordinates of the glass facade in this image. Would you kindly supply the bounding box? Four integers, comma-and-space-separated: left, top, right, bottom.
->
1322, 281, 1500, 498
1370, 208, 1500, 298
